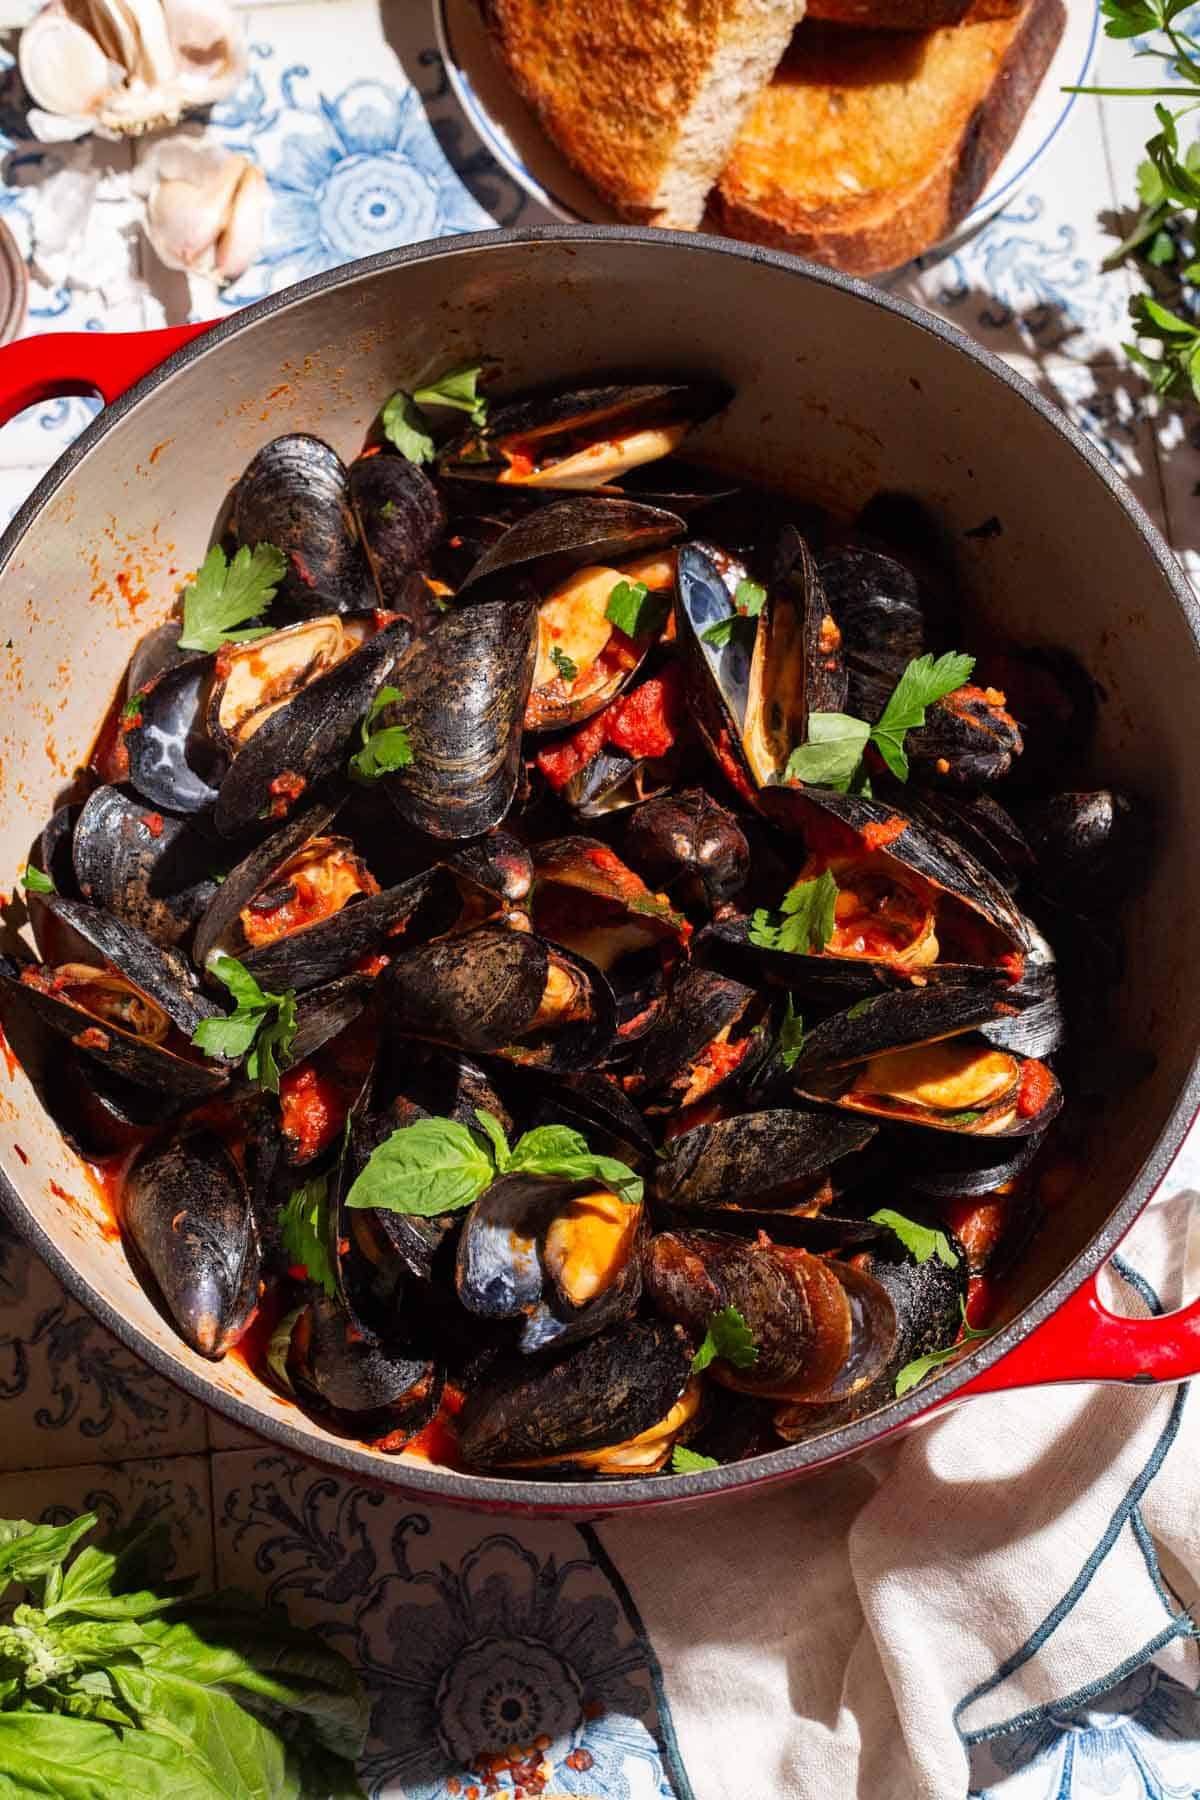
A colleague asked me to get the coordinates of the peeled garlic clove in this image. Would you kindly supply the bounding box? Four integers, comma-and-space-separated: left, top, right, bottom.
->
141, 137, 263, 282
18, 8, 114, 122
215, 163, 266, 282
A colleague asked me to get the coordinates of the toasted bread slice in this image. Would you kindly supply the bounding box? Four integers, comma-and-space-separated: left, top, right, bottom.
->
480, 0, 808, 228
806, 0, 1020, 27
709, 0, 1065, 274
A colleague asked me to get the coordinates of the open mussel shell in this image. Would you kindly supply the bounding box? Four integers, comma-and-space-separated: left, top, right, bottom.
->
287, 973, 376, 1066
797, 1039, 1062, 1137
124, 654, 226, 816
524, 568, 664, 736
73, 785, 217, 949
122, 1125, 261, 1360
438, 380, 730, 489
905, 1127, 1046, 1200
614, 456, 741, 517
239, 869, 448, 997
775, 1231, 967, 1439
382, 597, 536, 840
383, 925, 616, 1072
193, 797, 340, 968
563, 745, 682, 818
128, 619, 193, 696
976, 924, 1064, 1060
885, 783, 1034, 894
621, 787, 749, 908
285, 1296, 442, 1440
348, 451, 445, 602
456, 1171, 643, 1355
906, 685, 1024, 785
234, 434, 372, 614
454, 1317, 697, 1473
627, 967, 767, 1112
530, 837, 688, 1011
214, 617, 408, 837
645, 1229, 896, 1402
455, 495, 684, 599
4, 898, 229, 1101
818, 545, 928, 723
786, 979, 1020, 1078
653, 1108, 876, 1211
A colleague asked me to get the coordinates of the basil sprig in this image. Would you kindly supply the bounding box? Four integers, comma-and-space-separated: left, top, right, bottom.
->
345, 1109, 643, 1219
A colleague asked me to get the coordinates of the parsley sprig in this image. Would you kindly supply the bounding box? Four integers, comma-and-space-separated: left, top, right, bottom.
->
279, 1175, 337, 1298
1069, 3, 1200, 401
777, 995, 806, 1070
749, 869, 840, 956
671, 1445, 720, 1474
20, 865, 54, 896
345, 1108, 643, 1219
176, 543, 285, 655
191, 953, 297, 1093
869, 1208, 959, 1269
381, 361, 489, 465
348, 685, 413, 781
785, 651, 976, 790
549, 644, 578, 683
606, 578, 671, 639
700, 578, 767, 648
692, 1304, 758, 1373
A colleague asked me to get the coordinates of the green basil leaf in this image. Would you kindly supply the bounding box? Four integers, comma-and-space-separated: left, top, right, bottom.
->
472, 1108, 511, 1169
0, 1516, 98, 1597
278, 1176, 337, 1299
0, 1710, 232, 1799
344, 1116, 496, 1217
505, 1124, 591, 1172
536, 1153, 643, 1208
869, 1208, 959, 1269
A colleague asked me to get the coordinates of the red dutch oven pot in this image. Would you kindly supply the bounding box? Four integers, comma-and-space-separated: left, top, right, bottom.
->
0, 228, 1197, 1517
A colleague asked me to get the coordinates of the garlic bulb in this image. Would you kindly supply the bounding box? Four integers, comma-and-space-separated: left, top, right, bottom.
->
20, 0, 245, 142
135, 135, 265, 282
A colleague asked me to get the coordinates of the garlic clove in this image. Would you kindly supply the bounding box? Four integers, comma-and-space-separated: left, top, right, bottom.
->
163, 0, 244, 99
18, 7, 114, 121
214, 161, 265, 282
140, 136, 263, 282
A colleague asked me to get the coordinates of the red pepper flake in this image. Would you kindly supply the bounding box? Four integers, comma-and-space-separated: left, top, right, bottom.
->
1016, 1058, 1056, 1119
268, 769, 307, 818
140, 812, 164, 839
290, 549, 317, 588
287, 1263, 309, 1282
355, 951, 391, 977
12, 1145, 27, 1165
999, 952, 1025, 984
861, 818, 907, 851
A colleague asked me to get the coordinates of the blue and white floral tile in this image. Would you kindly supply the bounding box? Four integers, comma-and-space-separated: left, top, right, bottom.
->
969, 1663, 1200, 1800
212, 1448, 685, 1800
0, 1219, 208, 1472
0, 1451, 213, 1587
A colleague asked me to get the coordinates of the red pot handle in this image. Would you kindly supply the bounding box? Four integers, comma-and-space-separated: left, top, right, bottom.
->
955, 1269, 1200, 1397
0, 323, 214, 425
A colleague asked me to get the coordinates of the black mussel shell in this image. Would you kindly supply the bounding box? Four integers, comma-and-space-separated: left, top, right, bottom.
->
383, 925, 615, 1071
192, 798, 341, 970
382, 598, 537, 840
455, 1317, 694, 1471
456, 1171, 643, 1354
73, 785, 217, 949
629, 967, 766, 1110
653, 1109, 877, 1211
787, 979, 1019, 1077
907, 686, 1023, 785
889, 784, 1034, 894
819, 545, 928, 724
987, 645, 1098, 784
905, 1127, 1046, 1199
621, 788, 749, 907
122, 1126, 261, 1359
287, 973, 376, 1066
215, 619, 408, 837
128, 618, 192, 695
124, 654, 225, 816
240, 870, 448, 995
234, 434, 372, 614
287, 1295, 442, 1437
977, 925, 1064, 1059
444, 832, 534, 907
37, 805, 83, 904
455, 495, 684, 599
372, 1038, 513, 1142
564, 745, 681, 818
40, 897, 215, 1034
528, 1070, 655, 1171
348, 451, 445, 599
1023, 790, 1151, 909
772, 525, 847, 718
615, 457, 740, 517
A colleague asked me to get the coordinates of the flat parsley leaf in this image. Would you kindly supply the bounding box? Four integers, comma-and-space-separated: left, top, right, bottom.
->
348, 685, 413, 782
846, 996, 877, 1020
381, 390, 435, 465
671, 1445, 719, 1474
699, 576, 768, 648
778, 995, 805, 1071
549, 644, 578, 683
871, 651, 976, 780
413, 362, 488, 428
192, 954, 297, 1094
869, 1208, 959, 1269
279, 1176, 337, 1298
692, 1304, 758, 1373
784, 713, 872, 790
177, 544, 284, 654
894, 1301, 994, 1397
605, 578, 670, 639
748, 869, 840, 956
20, 865, 54, 895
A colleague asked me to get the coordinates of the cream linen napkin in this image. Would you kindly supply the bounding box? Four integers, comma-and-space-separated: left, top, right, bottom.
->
595, 1183, 1200, 1800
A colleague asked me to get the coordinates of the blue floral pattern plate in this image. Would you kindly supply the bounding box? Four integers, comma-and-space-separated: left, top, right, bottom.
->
433, 0, 1098, 247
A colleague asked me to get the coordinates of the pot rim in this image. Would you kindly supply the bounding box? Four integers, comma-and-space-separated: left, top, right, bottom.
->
2, 222, 1197, 1513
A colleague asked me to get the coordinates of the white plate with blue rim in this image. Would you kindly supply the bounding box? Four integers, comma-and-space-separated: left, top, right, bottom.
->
434, 0, 1099, 248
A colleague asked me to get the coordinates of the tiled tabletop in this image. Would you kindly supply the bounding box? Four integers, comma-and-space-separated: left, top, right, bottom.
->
0, 5, 1197, 1798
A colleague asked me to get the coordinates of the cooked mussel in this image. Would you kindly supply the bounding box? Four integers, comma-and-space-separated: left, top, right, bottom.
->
976, 924, 1064, 1059
206, 614, 365, 758
348, 450, 445, 604
906, 683, 1024, 785
123, 653, 226, 816
383, 925, 615, 1071
526, 1070, 655, 1170
905, 1127, 1045, 1199
215, 617, 409, 837
524, 552, 673, 734
818, 545, 927, 723
439, 381, 729, 489
455, 1317, 698, 1473
797, 1038, 1061, 1135
382, 598, 536, 839
652, 1108, 877, 1215
531, 835, 688, 978
3, 898, 228, 1101
122, 1125, 261, 1358
645, 1229, 896, 1402
537, 664, 687, 816
621, 788, 749, 908
234, 434, 372, 613
457, 1171, 643, 1353
627, 968, 767, 1114
1023, 789, 1151, 908
72, 785, 217, 948
785, 979, 1021, 1077
284, 1295, 442, 1441
455, 495, 683, 600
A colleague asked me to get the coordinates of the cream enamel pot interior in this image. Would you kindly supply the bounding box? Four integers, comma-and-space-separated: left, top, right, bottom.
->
0, 227, 1198, 1518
